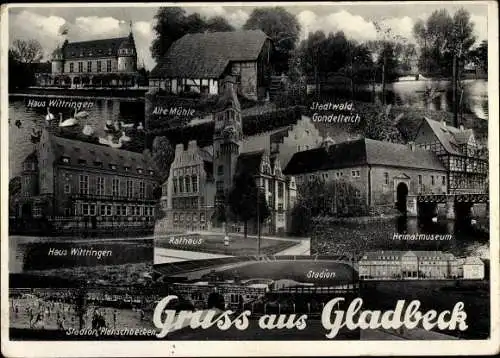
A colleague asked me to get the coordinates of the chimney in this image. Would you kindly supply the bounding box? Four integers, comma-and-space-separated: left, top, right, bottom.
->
175, 143, 184, 153
188, 140, 198, 150
459, 124, 465, 131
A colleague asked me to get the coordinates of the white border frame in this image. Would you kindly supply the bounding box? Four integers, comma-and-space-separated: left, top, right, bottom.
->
1, 2, 498, 356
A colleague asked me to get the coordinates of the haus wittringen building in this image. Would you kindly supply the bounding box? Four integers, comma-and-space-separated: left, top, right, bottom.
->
149, 30, 272, 100
13, 130, 159, 233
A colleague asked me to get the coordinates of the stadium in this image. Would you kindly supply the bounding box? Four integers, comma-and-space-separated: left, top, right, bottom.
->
152, 255, 360, 339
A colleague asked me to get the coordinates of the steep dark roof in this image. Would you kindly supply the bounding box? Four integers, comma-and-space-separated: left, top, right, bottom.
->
422, 117, 474, 155
283, 138, 446, 175
62, 37, 130, 60
235, 150, 264, 177
45, 131, 155, 176
282, 148, 329, 175
150, 30, 269, 79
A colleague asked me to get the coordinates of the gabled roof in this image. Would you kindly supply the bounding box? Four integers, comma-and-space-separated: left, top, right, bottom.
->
283, 138, 446, 175
62, 37, 130, 60
421, 117, 474, 155
150, 30, 269, 79
44, 130, 155, 176
235, 150, 265, 177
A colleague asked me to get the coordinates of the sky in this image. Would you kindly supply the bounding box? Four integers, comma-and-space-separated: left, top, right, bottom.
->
7, 2, 490, 71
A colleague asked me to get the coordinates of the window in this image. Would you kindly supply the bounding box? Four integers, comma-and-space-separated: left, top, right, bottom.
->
89, 204, 96, 216
97, 61, 102, 72
216, 180, 224, 192
185, 176, 191, 192
127, 180, 133, 198
384, 172, 389, 185
78, 62, 83, 72
179, 178, 184, 193
351, 170, 360, 178
69, 62, 74, 72
431, 176, 435, 185
192, 175, 198, 192
173, 178, 178, 194
96, 177, 105, 196
217, 165, 224, 176
278, 182, 284, 199
87, 61, 92, 72
62, 156, 70, 164
139, 181, 145, 199
442, 176, 446, 185
112, 178, 120, 197
418, 175, 422, 185
79, 175, 89, 194
81, 203, 89, 216
278, 203, 284, 211
336, 172, 343, 178
106, 60, 112, 72
106, 205, 112, 216
64, 184, 71, 194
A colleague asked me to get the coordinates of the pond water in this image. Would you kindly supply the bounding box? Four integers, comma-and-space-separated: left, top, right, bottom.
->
8, 98, 145, 179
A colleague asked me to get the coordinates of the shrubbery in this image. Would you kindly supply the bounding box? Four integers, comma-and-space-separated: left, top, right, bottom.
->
290, 177, 369, 236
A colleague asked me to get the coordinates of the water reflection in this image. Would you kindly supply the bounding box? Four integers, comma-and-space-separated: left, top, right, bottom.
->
9, 98, 144, 178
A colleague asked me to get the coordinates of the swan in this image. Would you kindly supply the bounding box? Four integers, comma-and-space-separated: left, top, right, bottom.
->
82, 125, 95, 136
137, 122, 144, 131
59, 112, 78, 127
120, 121, 134, 129
46, 107, 54, 121
74, 110, 89, 119
104, 120, 114, 132
119, 131, 131, 142
431, 216, 438, 223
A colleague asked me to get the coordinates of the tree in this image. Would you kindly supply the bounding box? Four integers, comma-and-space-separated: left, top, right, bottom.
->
413, 8, 476, 77
227, 171, 270, 239
243, 7, 301, 74
205, 16, 235, 32
10, 39, 43, 63
469, 40, 487, 72
151, 136, 175, 183
290, 177, 369, 236
150, 7, 235, 61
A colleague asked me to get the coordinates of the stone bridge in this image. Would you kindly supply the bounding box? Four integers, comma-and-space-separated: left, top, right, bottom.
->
406, 193, 489, 219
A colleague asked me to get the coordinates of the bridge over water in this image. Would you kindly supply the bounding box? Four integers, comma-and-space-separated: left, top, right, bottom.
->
407, 193, 489, 219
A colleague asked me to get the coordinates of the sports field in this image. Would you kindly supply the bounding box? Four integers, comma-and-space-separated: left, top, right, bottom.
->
200, 259, 356, 286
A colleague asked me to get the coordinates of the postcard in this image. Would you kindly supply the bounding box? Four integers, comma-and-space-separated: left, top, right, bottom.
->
1, 1, 498, 356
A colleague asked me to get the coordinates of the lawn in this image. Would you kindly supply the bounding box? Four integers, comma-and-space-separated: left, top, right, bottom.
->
155, 234, 298, 256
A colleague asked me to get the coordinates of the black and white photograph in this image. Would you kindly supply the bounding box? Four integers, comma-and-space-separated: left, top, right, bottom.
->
2, 1, 498, 356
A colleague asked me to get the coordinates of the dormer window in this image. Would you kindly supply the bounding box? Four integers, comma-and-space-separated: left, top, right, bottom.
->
149, 170, 154, 175
137, 168, 143, 174
109, 164, 117, 170
62, 156, 70, 164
